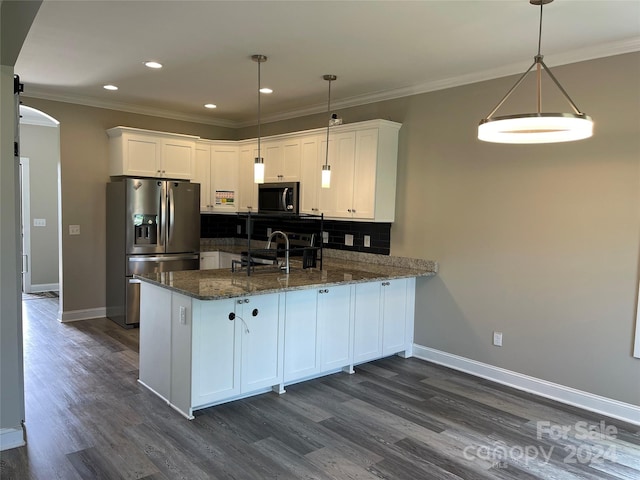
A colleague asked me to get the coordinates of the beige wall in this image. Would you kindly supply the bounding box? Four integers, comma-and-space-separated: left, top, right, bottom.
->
21, 52, 640, 406
20, 123, 60, 287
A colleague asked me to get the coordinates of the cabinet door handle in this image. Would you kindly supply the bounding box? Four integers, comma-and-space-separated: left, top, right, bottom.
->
228, 312, 235, 320
252, 308, 259, 317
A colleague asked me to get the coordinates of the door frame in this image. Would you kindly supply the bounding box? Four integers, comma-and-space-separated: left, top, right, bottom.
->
19, 157, 32, 293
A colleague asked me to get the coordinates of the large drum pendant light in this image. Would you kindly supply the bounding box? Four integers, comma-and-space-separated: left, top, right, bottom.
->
478, 0, 593, 144
252, 54, 267, 183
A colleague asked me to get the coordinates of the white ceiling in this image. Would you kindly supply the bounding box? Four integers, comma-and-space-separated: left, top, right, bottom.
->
15, 0, 640, 128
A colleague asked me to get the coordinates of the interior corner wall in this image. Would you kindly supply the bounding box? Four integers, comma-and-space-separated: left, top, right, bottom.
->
17, 97, 235, 318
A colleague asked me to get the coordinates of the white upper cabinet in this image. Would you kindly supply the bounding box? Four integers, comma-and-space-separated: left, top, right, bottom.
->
263, 137, 301, 183
299, 134, 322, 215
108, 119, 400, 222
300, 120, 400, 222
238, 141, 259, 213
107, 127, 196, 180
195, 140, 239, 213
194, 142, 212, 211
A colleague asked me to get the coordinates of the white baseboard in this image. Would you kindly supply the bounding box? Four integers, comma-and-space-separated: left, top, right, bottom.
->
30, 283, 59, 293
0, 427, 25, 451
58, 307, 106, 323
413, 344, 640, 426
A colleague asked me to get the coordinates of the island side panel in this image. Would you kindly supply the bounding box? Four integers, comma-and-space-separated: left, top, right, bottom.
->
139, 282, 172, 401
170, 292, 194, 418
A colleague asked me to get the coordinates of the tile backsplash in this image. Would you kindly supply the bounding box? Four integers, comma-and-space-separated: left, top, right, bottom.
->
201, 214, 391, 255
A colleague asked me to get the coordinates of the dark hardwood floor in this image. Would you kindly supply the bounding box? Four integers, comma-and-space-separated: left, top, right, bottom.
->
1, 297, 638, 479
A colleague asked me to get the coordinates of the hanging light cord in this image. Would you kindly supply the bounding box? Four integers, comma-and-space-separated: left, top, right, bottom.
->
324, 77, 332, 168
257, 58, 262, 162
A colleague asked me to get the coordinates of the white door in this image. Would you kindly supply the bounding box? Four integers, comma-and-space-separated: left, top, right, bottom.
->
19, 157, 32, 293
318, 285, 352, 371
240, 294, 283, 392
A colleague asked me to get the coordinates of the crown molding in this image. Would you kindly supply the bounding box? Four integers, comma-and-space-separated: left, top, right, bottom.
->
22, 38, 640, 130
21, 88, 239, 128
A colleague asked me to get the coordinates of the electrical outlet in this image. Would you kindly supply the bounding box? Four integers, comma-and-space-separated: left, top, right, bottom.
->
267, 227, 272, 237
69, 224, 80, 235
237, 224, 242, 234
33, 218, 46, 227
345, 234, 354, 246
493, 331, 503, 347
364, 235, 371, 248
322, 231, 329, 243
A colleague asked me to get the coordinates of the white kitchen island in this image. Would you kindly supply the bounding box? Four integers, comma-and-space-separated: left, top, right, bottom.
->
136, 254, 436, 419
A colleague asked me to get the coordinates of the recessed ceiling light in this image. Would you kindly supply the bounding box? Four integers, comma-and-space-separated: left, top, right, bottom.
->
144, 61, 163, 69
204, 104, 217, 109
103, 84, 118, 91
259, 87, 273, 94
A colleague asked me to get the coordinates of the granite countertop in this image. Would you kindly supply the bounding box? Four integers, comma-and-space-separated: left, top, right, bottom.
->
136, 252, 437, 301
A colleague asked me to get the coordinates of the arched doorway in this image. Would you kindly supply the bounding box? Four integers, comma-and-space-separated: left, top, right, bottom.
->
19, 105, 61, 307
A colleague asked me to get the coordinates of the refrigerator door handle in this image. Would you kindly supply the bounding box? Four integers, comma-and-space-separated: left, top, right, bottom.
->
168, 185, 175, 246
158, 182, 166, 248
128, 254, 199, 262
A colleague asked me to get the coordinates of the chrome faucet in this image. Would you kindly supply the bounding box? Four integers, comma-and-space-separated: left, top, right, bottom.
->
266, 230, 290, 274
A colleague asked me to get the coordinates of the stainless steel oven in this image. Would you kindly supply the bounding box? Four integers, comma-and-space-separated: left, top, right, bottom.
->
258, 182, 299, 214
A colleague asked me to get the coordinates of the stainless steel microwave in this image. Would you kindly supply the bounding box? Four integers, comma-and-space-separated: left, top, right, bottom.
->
258, 182, 299, 214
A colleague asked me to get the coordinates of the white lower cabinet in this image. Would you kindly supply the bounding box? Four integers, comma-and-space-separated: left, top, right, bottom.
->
353, 278, 414, 364
191, 293, 283, 411
283, 289, 321, 382
138, 277, 415, 418
218, 252, 241, 269
283, 284, 352, 383
191, 298, 241, 408
318, 285, 353, 371
199, 251, 220, 270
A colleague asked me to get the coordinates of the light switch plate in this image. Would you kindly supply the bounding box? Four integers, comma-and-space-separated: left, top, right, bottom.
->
69, 224, 80, 235
33, 218, 46, 227
345, 234, 354, 246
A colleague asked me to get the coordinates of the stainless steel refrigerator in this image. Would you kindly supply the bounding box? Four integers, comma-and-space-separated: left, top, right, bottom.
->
106, 178, 200, 328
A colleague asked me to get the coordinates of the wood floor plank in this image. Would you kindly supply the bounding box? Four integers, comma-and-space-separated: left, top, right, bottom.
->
2, 297, 638, 480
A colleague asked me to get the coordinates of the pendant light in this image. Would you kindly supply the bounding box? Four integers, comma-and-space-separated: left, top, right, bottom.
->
478, 0, 593, 144
252, 54, 267, 183
322, 74, 337, 189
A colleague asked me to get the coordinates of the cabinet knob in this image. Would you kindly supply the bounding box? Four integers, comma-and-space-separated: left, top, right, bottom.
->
252, 308, 259, 317
244, 298, 250, 304
237, 299, 243, 305
228, 312, 235, 320
347, 209, 352, 213
352, 209, 356, 213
